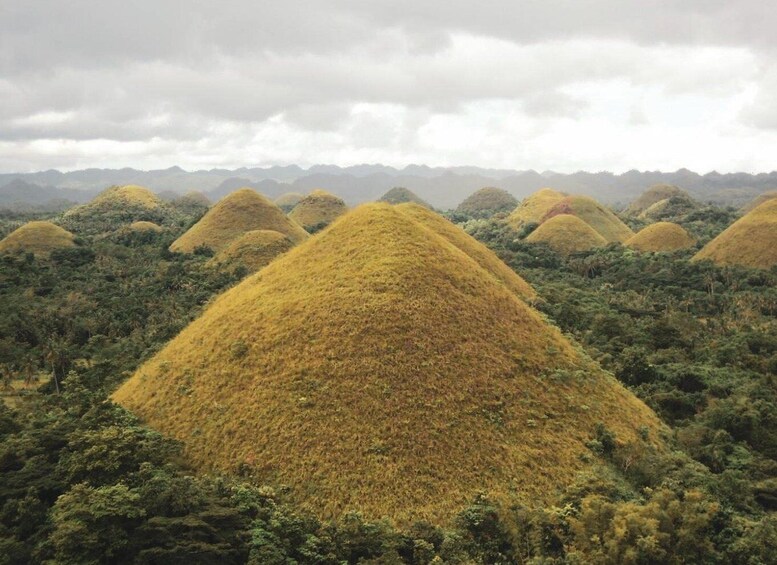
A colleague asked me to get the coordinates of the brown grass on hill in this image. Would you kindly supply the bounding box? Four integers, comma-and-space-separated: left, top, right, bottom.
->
288, 189, 348, 231
207, 229, 293, 273
114, 202, 664, 526
455, 187, 518, 216
506, 188, 566, 230
64, 185, 163, 217
170, 188, 308, 254
626, 184, 689, 215
693, 198, 777, 269
274, 192, 305, 213
396, 203, 536, 301
128, 221, 163, 233
543, 195, 634, 243
0, 221, 76, 257
741, 191, 777, 214
625, 222, 695, 253
526, 214, 607, 255
379, 187, 432, 208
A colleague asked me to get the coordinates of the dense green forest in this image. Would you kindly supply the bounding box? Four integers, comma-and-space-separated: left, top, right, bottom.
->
1, 202, 776, 564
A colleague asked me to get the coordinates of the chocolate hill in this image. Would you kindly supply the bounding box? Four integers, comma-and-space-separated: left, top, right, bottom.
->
526, 214, 608, 255
626, 184, 689, 216
506, 188, 566, 230
379, 187, 432, 208
170, 188, 308, 254
626, 222, 695, 252
543, 195, 634, 243
62, 185, 172, 233
693, 199, 777, 269
288, 189, 348, 232
207, 229, 293, 273
0, 221, 76, 257
456, 187, 518, 217
114, 203, 663, 525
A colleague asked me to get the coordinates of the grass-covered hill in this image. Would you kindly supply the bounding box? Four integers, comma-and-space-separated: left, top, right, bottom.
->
113, 203, 663, 525
287, 189, 348, 232
693, 198, 777, 269
0, 220, 76, 257
61, 185, 174, 234
207, 229, 293, 274
626, 184, 689, 216
127, 221, 163, 233
741, 190, 777, 214
455, 187, 518, 217
170, 188, 308, 254
506, 188, 566, 230
543, 195, 634, 243
274, 192, 305, 213
626, 222, 695, 253
379, 187, 432, 208
526, 214, 607, 255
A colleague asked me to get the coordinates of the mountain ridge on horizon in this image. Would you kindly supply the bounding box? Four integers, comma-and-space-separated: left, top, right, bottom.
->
2, 164, 777, 210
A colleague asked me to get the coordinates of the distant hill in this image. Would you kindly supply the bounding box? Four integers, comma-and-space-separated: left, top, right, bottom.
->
526, 214, 607, 255
113, 202, 663, 524
378, 187, 431, 208
625, 222, 696, 252
455, 187, 518, 217
288, 190, 348, 232
5, 165, 777, 209
507, 188, 567, 230
543, 195, 634, 243
0, 221, 76, 257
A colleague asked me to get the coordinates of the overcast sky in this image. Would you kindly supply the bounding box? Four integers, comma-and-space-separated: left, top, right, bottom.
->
3, 1, 777, 173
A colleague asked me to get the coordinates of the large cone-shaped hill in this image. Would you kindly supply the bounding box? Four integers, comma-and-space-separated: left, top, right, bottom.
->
741, 191, 777, 214
693, 199, 777, 269
379, 187, 432, 208
274, 192, 305, 213
62, 185, 172, 234
288, 189, 348, 232
170, 189, 308, 254
0, 221, 76, 257
526, 214, 607, 255
543, 195, 634, 243
626, 222, 695, 253
114, 203, 663, 524
507, 188, 566, 230
456, 187, 518, 217
627, 184, 689, 216
207, 229, 293, 273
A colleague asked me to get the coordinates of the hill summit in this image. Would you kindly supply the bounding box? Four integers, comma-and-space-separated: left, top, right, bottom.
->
207, 229, 293, 273
62, 185, 171, 234
543, 195, 634, 242
507, 188, 566, 230
114, 203, 662, 525
693, 198, 777, 269
526, 214, 607, 255
288, 189, 348, 232
456, 187, 518, 217
626, 184, 689, 216
0, 221, 76, 257
626, 222, 695, 252
170, 188, 308, 254
379, 187, 431, 208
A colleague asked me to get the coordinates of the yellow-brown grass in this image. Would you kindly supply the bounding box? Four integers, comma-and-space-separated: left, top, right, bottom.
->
288, 189, 348, 231
544, 195, 634, 243
170, 188, 308, 253
396, 203, 536, 301
64, 184, 163, 217
379, 187, 431, 208
625, 222, 695, 252
114, 203, 664, 525
526, 214, 607, 255
274, 192, 305, 212
693, 198, 777, 269
741, 191, 777, 214
627, 184, 688, 215
128, 221, 163, 233
0, 221, 76, 257
456, 187, 518, 215
506, 188, 566, 230
207, 230, 293, 273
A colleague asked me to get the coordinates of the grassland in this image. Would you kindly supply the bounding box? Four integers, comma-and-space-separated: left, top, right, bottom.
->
626, 222, 695, 252
170, 188, 308, 253
0, 221, 76, 257
114, 202, 663, 525
693, 198, 777, 268
526, 214, 607, 255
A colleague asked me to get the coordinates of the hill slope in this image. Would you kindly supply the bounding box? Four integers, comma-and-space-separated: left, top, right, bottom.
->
526, 214, 607, 255
456, 187, 518, 217
274, 192, 305, 213
626, 222, 695, 252
543, 195, 634, 242
170, 188, 308, 253
288, 190, 347, 232
61, 185, 171, 233
741, 191, 777, 214
0, 221, 76, 257
627, 184, 689, 215
379, 187, 432, 208
693, 199, 777, 269
207, 230, 293, 273
114, 203, 663, 525
507, 188, 566, 230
